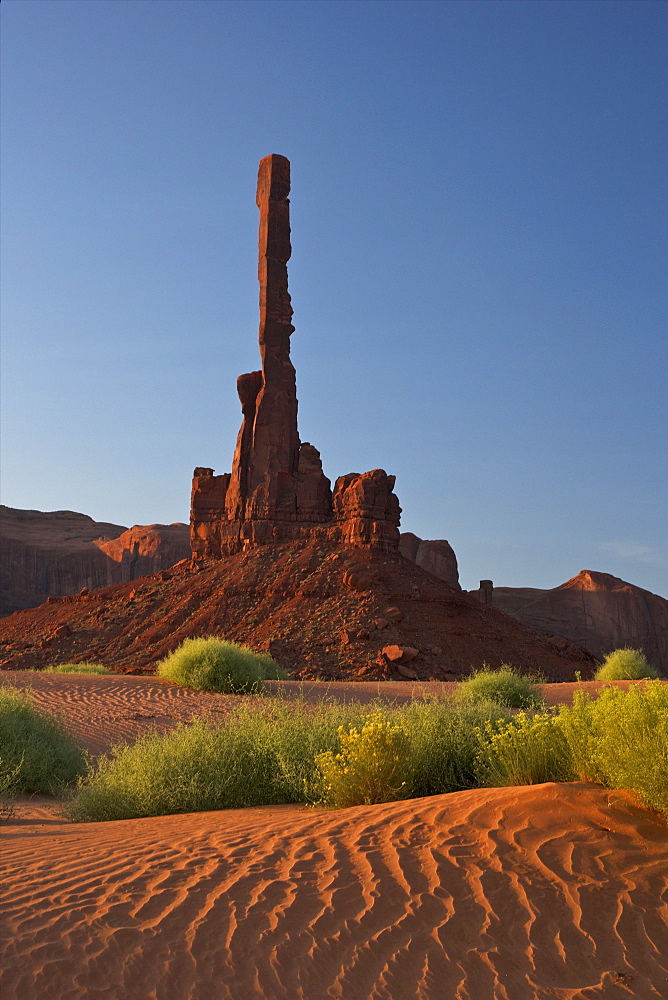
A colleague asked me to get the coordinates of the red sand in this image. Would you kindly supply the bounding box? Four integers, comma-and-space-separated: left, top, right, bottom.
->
1, 673, 667, 1000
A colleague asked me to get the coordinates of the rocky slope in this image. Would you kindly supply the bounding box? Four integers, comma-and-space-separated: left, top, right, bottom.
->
0, 506, 190, 616
486, 570, 667, 672
0, 540, 596, 680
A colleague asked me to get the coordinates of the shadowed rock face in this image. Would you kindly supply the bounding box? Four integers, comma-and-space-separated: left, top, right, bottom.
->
487, 570, 667, 672
399, 532, 461, 591
190, 155, 401, 559
0, 506, 190, 616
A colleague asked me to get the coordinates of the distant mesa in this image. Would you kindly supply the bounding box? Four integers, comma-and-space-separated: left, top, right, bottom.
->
0, 505, 190, 617
190, 154, 401, 560
469, 570, 667, 672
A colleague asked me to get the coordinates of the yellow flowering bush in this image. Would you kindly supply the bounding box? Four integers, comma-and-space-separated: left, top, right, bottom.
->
315, 712, 411, 808
475, 710, 575, 788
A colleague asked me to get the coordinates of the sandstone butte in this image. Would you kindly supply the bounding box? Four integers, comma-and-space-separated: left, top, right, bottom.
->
0, 155, 607, 680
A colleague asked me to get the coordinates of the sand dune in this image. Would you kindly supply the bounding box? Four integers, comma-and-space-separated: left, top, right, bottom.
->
2, 784, 667, 1000
1, 673, 667, 999
0, 672, 238, 757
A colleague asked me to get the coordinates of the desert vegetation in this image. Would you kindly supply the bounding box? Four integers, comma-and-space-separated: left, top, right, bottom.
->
454, 664, 543, 708
0, 686, 87, 796
594, 647, 658, 681
63, 677, 667, 822
156, 636, 287, 693
44, 662, 113, 675
68, 697, 512, 821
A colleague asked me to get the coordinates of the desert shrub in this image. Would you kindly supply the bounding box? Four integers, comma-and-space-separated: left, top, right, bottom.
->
557, 682, 668, 816
245, 698, 371, 803
455, 665, 543, 709
156, 636, 287, 693
475, 711, 575, 788
594, 648, 659, 681
0, 758, 23, 819
69, 696, 518, 821
402, 698, 513, 797
69, 717, 281, 821
315, 712, 411, 808
68, 698, 368, 822
44, 662, 113, 675
0, 686, 87, 794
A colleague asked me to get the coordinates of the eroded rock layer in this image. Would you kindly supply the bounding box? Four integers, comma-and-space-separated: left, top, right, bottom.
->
0, 506, 190, 617
190, 155, 400, 559
0, 541, 596, 680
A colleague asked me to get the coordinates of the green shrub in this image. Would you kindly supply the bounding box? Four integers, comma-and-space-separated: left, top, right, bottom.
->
156, 636, 287, 693
44, 662, 113, 675
594, 648, 659, 681
402, 698, 513, 797
557, 682, 668, 816
475, 711, 575, 788
68, 717, 279, 821
455, 665, 543, 709
0, 686, 87, 794
244, 698, 370, 803
69, 698, 368, 822
315, 712, 411, 808
68, 696, 518, 821
68, 684, 668, 822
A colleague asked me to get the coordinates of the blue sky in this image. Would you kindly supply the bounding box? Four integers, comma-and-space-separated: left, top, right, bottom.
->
1, 0, 666, 596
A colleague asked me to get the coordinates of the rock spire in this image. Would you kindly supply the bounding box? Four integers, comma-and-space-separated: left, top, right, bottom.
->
190, 155, 400, 559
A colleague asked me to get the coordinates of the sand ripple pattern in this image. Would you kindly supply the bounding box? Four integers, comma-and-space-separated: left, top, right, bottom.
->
0, 672, 236, 756
2, 783, 667, 1000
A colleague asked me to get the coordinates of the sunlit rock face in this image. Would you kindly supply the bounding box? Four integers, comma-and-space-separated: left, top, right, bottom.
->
190, 155, 401, 560
0, 506, 189, 616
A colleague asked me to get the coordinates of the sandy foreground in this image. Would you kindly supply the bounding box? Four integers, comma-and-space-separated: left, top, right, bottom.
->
1, 673, 667, 1000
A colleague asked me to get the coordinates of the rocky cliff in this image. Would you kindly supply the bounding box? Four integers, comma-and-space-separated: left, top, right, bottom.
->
0, 156, 599, 682
486, 570, 667, 672
0, 506, 190, 616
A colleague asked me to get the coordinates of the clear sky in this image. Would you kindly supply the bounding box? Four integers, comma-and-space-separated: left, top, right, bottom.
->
1, 0, 666, 596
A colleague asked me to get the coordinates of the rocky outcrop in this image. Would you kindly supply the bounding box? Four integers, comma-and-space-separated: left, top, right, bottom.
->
190, 155, 401, 560
0, 540, 599, 681
486, 570, 667, 672
399, 532, 460, 590
0, 506, 190, 616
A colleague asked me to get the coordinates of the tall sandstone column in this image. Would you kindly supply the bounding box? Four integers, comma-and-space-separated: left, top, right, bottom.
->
225, 154, 301, 530
190, 154, 400, 559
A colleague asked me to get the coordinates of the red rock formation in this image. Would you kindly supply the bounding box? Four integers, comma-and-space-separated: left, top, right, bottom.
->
0, 540, 598, 681
399, 532, 461, 590
190, 155, 400, 559
1, 506, 190, 616
488, 570, 667, 672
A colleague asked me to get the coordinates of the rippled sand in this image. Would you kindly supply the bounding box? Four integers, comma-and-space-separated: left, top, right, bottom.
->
1, 674, 667, 999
